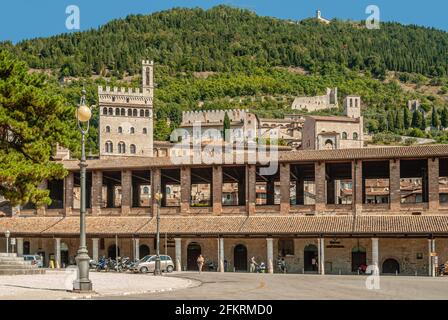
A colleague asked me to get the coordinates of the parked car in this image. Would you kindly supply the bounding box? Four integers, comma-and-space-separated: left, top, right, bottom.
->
23, 254, 43, 268
131, 255, 174, 273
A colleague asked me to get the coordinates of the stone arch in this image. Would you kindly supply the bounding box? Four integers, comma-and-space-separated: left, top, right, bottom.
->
107, 244, 120, 259
233, 244, 248, 272
351, 246, 367, 272
187, 242, 201, 271
304, 244, 318, 272
382, 258, 400, 274
139, 244, 150, 258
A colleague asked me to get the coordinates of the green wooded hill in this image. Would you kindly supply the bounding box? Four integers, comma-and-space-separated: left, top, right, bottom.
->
1, 5, 448, 150
3, 5, 447, 77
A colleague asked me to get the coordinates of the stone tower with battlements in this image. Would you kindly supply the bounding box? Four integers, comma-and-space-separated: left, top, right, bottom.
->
98, 60, 154, 158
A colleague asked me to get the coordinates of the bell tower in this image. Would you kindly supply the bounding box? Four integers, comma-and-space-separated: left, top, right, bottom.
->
142, 60, 154, 96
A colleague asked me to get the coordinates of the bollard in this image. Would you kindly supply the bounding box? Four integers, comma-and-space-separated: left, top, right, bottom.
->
302, 268, 304, 274
357, 269, 360, 275
395, 270, 398, 276
339, 269, 341, 275
415, 270, 418, 277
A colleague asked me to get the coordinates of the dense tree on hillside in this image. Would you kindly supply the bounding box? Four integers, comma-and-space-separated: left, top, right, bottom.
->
0, 51, 78, 205
441, 107, 448, 129
431, 105, 440, 129
387, 111, 395, 132
223, 112, 231, 142
411, 110, 422, 129
2, 6, 447, 78
403, 107, 411, 129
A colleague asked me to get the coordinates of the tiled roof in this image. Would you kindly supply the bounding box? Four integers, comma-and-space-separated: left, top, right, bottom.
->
60, 144, 448, 170
306, 115, 360, 123
1, 215, 448, 236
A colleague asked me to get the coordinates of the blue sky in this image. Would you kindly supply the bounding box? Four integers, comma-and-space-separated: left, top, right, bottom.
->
1, 0, 447, 43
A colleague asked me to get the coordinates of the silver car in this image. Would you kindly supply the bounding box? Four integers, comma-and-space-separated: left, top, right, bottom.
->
23, 254, 44, 268
133, 255, 174, 273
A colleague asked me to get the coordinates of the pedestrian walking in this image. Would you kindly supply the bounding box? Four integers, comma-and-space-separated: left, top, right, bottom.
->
311, 256, 318, 272
249, 256, 258, 273
197, 254, 205, 273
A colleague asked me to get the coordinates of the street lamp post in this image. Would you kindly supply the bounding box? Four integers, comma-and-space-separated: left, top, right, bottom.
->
154, 191, 163, 276
73, 88, 93, 292
4, 230, 10, 254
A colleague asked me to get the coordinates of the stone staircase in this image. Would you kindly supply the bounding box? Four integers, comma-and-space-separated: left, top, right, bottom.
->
0, 253, 46, 275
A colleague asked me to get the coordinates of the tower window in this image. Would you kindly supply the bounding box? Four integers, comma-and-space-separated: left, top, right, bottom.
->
133, 109, 137, 117
130, 144, 136, 154
146, 67, 150, 86
115, 108, 120, 115
127, 109, 132, 116
105, 126, 110, 133
118, 142, 126, 154
105, 141, 113, 153
140, 109, 144, 117
130, 127, 135, 134
145, 110, 149, 117
118, 126, 122, 134
126, 98, 129, 103
108, 108, 113, 115
342, 132, 347, 140
143, 128, 147, 134
121, 108, 125, 116
353, 132, 358, 140
103, 107, 107, 115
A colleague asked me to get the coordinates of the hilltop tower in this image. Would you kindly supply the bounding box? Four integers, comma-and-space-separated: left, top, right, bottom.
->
98, 60, 154, 158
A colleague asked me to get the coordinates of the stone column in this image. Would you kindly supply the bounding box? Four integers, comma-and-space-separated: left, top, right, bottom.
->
151, 169, 161, 217
280, 164, 290, 213
247, 165, 256, 215
212, 166, 223, 215
371, 238, 379, 268
389, 159, 401, 212
64, 172, 74, 215
180, 167, 191, 214
315, 162, 326, 213
428, 158, 439, 212
55, 238, 61, 269
91, 171, 103, 215
353, 160, 363, 214
16, 238, 24, 257
219, 237, 224, 272
121, 170, 132, 215
175, 238, 182, 272
134, 238, 140, 261
266, 238, 274, 274
318, 238, 325, 275
428, 238, 436, 277
91, 238, 99, 262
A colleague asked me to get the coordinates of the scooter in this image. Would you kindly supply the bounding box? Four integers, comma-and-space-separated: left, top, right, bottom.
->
256, 262, 266, 273
96, 257, 110, 272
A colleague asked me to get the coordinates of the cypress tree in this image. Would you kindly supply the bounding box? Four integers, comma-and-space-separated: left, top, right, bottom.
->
420, 111, 427, 131
395, 109, 404, 131
411, 110, 420, 128
431, 105, 440, 129
387, 110, 395, 132
223, 112, 231, 142
403, 107, 411, 129
441, 107, 448, 129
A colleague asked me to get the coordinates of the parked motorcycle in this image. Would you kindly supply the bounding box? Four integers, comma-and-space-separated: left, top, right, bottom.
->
256, 262, 266, 273
207, 261, 216, 271
95, 257, 110, 272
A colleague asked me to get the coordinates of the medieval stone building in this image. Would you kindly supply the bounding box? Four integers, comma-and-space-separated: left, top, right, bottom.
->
98, 60, 154, 158
291, 88, 338, 112
301, 96, 363, 150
